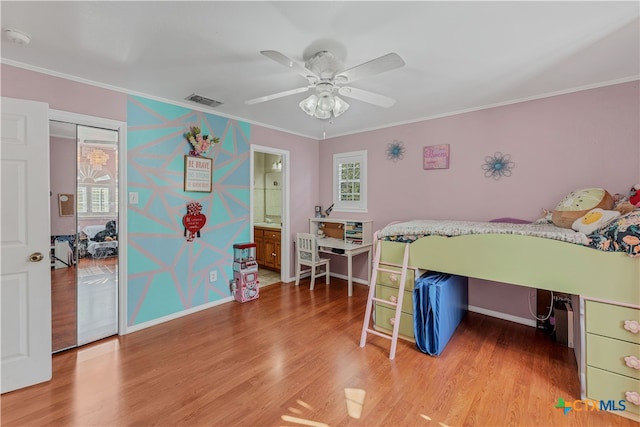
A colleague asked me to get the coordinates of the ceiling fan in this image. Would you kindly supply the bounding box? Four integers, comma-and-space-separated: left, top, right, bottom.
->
246, 50, 405, 119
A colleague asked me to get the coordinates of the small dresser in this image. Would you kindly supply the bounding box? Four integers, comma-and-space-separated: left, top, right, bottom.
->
373, 264, 416, 341
584, 299, 640, 420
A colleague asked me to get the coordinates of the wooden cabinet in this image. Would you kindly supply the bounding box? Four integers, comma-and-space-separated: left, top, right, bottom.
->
254, 226, 280, 272
254, 228, 265, 265
584, 299, 640, 419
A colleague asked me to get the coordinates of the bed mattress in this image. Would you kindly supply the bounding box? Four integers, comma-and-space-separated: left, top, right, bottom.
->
413, 272, 468, 356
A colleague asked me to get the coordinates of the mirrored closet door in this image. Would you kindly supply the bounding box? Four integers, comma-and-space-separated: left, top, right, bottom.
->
50, 121, 119, 352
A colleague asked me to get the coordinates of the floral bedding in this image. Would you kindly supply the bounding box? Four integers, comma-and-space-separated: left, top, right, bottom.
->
378, 220, 590, 245
378, 212, 640, 257
586, 211, 640, 256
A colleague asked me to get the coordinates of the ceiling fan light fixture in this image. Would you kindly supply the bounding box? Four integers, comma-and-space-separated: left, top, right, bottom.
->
299, 94, 318, 116
315, 109, 332, 120
299, 93, 349, 119
317, 93, 335, 112
332, 96, 350, 117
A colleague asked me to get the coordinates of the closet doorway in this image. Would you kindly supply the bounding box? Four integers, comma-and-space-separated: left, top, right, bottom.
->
50, 120, 119, 352
251, 145, 290, 286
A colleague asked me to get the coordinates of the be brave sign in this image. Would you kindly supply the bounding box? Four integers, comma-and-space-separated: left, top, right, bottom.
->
184, 155, 212, 192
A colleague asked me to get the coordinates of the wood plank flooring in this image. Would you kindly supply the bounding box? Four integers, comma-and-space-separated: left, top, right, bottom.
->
51, 257, 118, 352
2, 278, 636, 426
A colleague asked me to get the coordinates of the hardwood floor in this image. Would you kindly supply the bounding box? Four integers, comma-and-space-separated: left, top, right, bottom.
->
51, 263, 78, 351
3, 278, 636, 426
51, 257, 118, 352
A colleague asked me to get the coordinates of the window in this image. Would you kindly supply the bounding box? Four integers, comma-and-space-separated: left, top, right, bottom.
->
333, 150, 367, 212
77, 185, 115, 216
76, 125, 118, 218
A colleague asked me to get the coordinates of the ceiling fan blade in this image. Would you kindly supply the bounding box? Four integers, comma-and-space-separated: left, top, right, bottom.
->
260, 50, 318, 82
245, 86, 311, 105
336, 52, 405, 84
338, 86, 396, 108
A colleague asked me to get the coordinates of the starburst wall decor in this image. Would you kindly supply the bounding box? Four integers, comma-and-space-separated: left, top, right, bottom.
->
386, 140, 406, 162
482, 152, 515, 179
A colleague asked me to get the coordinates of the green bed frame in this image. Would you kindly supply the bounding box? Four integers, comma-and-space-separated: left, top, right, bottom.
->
379, 234, 639, 305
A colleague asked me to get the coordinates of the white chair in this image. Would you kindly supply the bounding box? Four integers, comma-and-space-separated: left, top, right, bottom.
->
295, 232, 330, 290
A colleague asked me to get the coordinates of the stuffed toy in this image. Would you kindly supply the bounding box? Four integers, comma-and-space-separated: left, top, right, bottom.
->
630, 184, 640, 207
552, 187, 614, 229
614, 202, 637, 215
572, 208, 620, 234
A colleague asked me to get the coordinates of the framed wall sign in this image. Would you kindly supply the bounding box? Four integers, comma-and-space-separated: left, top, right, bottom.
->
184, 155, 213, 193
423, 144, 450, 170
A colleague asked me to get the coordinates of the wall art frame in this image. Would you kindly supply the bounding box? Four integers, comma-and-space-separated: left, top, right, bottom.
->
184, 155, 213, 193
423, 144, 450, 170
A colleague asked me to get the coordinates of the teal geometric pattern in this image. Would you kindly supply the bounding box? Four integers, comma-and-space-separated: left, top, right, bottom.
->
127, 95, 250, 326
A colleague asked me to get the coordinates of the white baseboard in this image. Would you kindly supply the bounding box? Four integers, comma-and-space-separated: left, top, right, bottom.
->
328, 272, 369, 286
284, 272, 369, 286
123, 296, 234, 334
468, 305, 536, 327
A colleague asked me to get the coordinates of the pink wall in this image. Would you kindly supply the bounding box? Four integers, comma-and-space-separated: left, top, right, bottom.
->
50, 136, 76, 236
318, 80, 639, 321
1, 64, 127, 121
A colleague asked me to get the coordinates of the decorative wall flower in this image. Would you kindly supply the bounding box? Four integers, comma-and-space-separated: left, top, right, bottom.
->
386, 140, 406, 162
482, 152, 514, 179
185, 126, 219, 157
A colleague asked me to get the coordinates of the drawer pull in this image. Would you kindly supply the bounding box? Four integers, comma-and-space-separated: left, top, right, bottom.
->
626, 391, 640, 406
624, 355, 640, 370
389, 318, 395, 326
389, 273, 398, 283
389, 295, 397, 303
623, 320, 639, 334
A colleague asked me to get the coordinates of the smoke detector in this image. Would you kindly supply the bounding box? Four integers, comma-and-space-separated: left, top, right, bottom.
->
4, 28, 32, 45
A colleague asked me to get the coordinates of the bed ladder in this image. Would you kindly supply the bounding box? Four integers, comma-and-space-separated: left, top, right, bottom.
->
359, 240, 411, 360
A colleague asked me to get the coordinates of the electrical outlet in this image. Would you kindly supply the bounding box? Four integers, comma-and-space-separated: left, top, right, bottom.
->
209, 270, 217, 282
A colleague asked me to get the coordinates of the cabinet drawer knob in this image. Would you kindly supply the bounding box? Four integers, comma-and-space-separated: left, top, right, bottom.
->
389, 295, 397, 303
389, 318, 395, 326
389, 273, 398, 283
623, 320, 640, 334
626, 391, 640, 406
624, 355, 640, 370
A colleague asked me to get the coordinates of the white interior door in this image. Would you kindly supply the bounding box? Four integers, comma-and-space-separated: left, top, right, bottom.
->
1, 97, 52, 393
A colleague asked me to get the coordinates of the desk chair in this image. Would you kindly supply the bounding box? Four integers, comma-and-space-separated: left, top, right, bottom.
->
295, 232, 330, 290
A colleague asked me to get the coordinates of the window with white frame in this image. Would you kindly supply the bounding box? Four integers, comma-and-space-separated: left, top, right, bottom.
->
333, 150, 367, 212
76, 125, 118, 218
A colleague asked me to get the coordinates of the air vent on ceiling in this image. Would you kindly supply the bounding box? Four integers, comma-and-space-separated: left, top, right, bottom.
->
185, 94, 223, 108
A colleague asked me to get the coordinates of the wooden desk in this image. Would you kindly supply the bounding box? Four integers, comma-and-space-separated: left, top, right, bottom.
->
316, 237, 372, 296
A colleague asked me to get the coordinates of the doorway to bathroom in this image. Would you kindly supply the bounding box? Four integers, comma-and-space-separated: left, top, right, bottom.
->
251, 145, 290, 287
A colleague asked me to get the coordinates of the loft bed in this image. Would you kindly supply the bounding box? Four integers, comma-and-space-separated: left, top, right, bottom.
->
370, 211, 640, 421
376, 216, 639, 304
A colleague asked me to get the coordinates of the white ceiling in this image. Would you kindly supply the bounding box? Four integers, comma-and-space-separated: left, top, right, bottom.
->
2, 1, 638, 140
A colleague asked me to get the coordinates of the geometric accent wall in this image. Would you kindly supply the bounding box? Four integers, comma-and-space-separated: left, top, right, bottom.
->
126, 95, 250, 326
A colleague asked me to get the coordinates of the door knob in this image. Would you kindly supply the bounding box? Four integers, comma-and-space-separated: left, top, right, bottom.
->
29, 252, 44, 262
